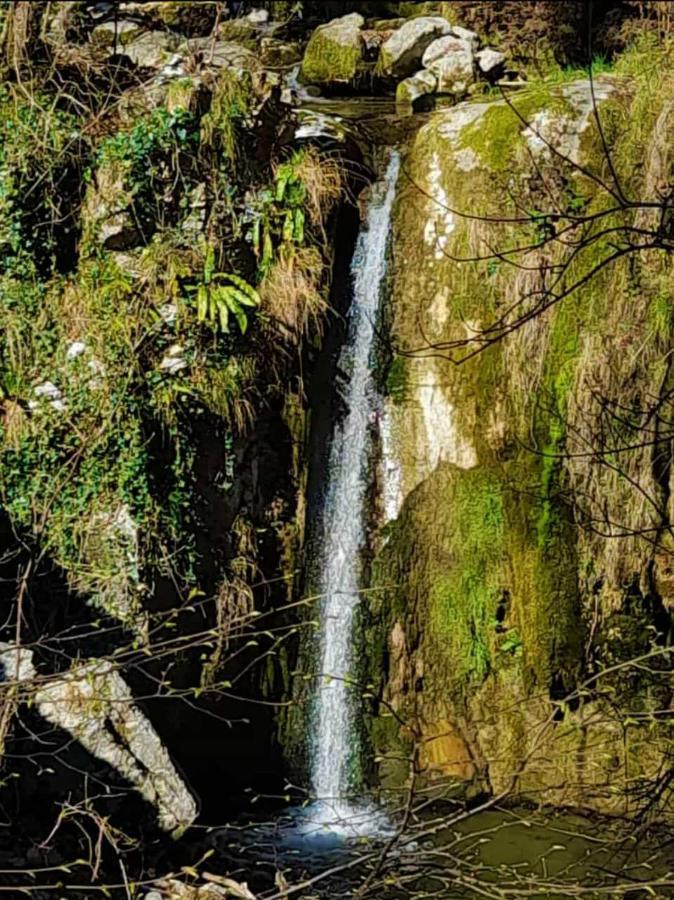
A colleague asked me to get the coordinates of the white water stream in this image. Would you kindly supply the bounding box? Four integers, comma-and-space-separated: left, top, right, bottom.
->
309, 152, 400, 833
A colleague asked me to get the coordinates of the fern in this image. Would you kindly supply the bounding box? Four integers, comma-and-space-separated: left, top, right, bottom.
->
187, 260, 260, 335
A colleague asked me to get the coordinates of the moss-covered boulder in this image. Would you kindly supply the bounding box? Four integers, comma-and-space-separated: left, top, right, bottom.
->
299, 12, 364, 87
396, 68, 437, 105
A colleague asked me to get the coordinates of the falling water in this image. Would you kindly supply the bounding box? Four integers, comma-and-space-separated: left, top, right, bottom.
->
309, 151, 400, 830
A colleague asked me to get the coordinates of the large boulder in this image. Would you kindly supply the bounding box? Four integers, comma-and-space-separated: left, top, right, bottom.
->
422, 33, 470, 67
300, 13, 364, 86
379, 16, 451, 78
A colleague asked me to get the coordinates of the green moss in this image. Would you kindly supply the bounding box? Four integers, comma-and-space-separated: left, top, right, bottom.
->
386, 355, 409, 404
300, 21, 363, 86
459, 90, 574, 172
429, 469, 505, 683
200, 68, 252, 163
398, 1, 456, 21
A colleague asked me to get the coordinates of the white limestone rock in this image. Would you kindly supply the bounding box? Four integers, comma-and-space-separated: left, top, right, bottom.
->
476, 47, 506, 77
423, 36, 474, 95
380, 16, 451, 78
246, 8, 269, 25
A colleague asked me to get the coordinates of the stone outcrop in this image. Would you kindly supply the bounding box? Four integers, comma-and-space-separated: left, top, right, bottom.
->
476, 47, 506, 77
423, 34, 474, 94
371, 73, 674, 820
297, 11, 509, 103
396, 68, 437, 104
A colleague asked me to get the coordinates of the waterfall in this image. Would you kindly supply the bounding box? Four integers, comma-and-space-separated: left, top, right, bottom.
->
309, 151, 400, 828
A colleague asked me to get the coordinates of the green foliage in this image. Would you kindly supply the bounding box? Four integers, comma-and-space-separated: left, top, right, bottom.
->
386, 356, 409, 405
251, 150, 312, 278
201, 69, 252, 163
88, 106, 197, 244
186, 244, 260, 334
543, 55, 613, 85
95, 106, 195, 176
0, 85, 83, 275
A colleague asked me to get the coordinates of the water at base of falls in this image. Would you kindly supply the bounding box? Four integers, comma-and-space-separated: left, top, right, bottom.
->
308, 151, 401, 834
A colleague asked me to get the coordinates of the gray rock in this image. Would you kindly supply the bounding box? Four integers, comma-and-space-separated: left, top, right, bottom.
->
84, 158, 140, 251
185, 37, 261, 73
300, 13, 364, 85
32, 381, 65, 412
246, 8, 269, 24
122, 30, 177, 69
396, 69, 437, 106
260, 36, 301, 67
425, 37, 474, 95
379, 16, 451, 78
160, 344, 188, 374
476, 47, 506, 77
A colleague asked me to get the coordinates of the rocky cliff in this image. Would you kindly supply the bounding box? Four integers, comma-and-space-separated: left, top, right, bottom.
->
369, 41, 674, 819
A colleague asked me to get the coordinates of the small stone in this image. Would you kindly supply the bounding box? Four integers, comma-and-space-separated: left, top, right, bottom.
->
34, 381, 64, 410
66, 341, 87, 361
158, 303, 178, 326
160, 345, 187, 374
87, 1, 115, 19
476, 47, 506, 78
246, 8, 269, 24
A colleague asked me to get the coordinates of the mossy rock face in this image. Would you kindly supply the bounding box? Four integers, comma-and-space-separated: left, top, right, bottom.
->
367, 61, 674, 817
299, 13, 365, 87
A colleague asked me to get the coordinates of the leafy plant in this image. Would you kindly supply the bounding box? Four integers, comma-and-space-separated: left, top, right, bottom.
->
186, 245, 260, 334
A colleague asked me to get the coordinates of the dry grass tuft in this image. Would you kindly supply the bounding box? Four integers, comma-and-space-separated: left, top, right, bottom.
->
259, 246, 328, 341
191, 356, 258, 434
0, 400, 28, 450
283, 147, 343, 231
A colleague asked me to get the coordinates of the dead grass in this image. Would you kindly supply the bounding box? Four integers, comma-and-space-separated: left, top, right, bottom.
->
283, 146, 343, 232
259, 246, 328, 341
191, 356, 258, 434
